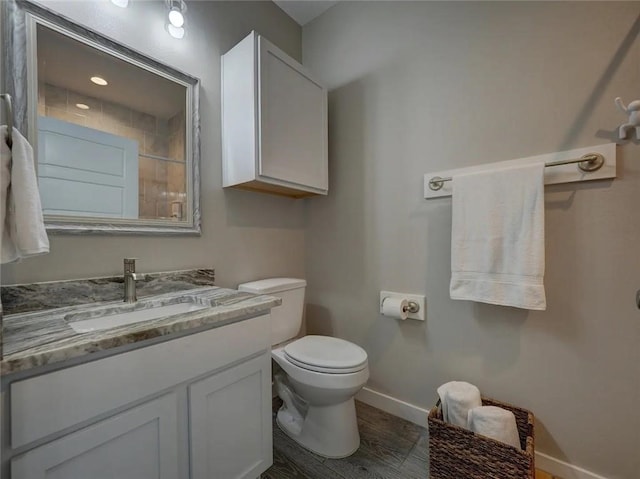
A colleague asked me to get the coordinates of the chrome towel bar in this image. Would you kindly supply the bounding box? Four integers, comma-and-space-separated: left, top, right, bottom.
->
428, 153, 605, 191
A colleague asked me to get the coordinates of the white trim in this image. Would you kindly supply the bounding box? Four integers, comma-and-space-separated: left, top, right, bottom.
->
356, 387, 611, 479
355, 387, 430, 428
535, 452, 610, 479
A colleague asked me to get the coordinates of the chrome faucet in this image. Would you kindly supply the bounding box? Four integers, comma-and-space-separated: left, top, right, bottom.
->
123, 258, 140, 303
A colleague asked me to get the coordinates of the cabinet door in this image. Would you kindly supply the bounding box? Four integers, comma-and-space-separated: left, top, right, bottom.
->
258, 37, 328, 193
11, 393, 179, 479
190, 353, 272, 479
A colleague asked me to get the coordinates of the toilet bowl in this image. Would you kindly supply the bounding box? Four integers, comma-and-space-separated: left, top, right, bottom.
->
272, 336, 369, 458
237, 278, 370, 459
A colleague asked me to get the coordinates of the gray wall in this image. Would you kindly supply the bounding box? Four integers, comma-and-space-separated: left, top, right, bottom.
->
302, 2, 640, 478
1, 0, 306, 287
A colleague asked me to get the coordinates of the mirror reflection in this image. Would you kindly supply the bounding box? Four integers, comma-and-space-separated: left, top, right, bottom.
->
36, 24, 188, 221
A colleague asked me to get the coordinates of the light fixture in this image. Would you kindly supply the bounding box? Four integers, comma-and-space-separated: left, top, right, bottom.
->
75, 103, 90, 110
166, 0, 186, 39
167, 24, 185, 39
110, 0, 129, 8
168, 7, 184, 28
90, 76, 108, 86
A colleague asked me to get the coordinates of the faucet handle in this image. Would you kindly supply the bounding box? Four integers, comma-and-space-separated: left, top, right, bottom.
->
123, 258, 138, 273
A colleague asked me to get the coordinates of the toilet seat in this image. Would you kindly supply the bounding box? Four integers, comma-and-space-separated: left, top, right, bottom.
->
284, 335, 368, 374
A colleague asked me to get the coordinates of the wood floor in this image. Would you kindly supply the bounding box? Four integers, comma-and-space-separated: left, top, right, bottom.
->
263, 399, 428, 479
263, 398, 558, 479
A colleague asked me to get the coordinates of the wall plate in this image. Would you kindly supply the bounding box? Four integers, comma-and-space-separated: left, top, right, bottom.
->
379, 291, 426, 321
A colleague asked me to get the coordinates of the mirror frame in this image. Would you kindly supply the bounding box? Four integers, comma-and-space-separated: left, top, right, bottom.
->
2, 0, 201, 235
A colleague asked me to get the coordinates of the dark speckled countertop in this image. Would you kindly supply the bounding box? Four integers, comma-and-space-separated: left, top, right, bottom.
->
0, 269, 280, 376
1, 269, 217, 315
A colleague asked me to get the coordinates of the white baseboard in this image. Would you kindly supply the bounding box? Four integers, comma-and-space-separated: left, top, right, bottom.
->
355, 387, 609, 479
535, 452, 610, 479
355, 386, 430, 428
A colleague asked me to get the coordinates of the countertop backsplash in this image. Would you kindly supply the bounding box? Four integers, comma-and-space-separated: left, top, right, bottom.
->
0, 268, 216, 316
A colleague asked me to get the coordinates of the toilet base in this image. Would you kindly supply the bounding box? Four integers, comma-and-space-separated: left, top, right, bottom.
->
276, 397, 360, 459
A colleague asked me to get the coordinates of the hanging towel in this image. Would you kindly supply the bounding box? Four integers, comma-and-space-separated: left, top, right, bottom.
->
1, 126, 49, 264
437, 381, 482, 428
467, 405, 522, 449
450, 162, 546, 310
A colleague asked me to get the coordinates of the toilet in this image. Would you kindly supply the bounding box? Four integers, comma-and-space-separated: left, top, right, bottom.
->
238, 278, 369, 459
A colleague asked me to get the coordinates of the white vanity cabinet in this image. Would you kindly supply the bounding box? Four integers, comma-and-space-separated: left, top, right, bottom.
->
11, 393, 180, 479
222, 31, 328, 198
4, 314, 272, 479
190, 355, 272, 479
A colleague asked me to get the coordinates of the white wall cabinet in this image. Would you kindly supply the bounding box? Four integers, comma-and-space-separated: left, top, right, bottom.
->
222, 31, 328, 198
3, 314, 272, 479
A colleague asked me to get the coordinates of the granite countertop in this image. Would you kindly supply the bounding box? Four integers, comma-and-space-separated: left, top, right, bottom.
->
1, 270, 280, 376
1, 269, 218, 316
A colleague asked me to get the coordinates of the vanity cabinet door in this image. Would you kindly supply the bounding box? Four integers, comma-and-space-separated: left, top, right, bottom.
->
189, 352, 272, 479
11, 393, 179, 479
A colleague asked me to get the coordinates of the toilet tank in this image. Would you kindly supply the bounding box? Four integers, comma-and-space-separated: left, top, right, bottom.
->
237, 278, 306, 346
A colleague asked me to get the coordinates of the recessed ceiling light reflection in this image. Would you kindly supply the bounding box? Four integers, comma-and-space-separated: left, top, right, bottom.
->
90, 76, 108, 86
75, 103, 90, 110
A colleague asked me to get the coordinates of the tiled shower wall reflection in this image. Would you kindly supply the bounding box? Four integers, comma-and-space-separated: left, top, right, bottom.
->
38, 83, 186, 219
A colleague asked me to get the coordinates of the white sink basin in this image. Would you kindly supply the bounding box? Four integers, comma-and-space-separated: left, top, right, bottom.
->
67, 301, 208, 333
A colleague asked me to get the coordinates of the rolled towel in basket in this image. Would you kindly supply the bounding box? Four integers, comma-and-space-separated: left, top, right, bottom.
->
467, 406, 521, 449
437, 381, 482, 428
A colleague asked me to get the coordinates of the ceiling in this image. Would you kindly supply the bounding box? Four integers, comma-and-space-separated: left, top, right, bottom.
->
273, 1, 338, 26
37, 25, 186, 120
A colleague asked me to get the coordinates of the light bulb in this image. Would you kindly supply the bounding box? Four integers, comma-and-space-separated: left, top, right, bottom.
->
168, 8, 184, 28
110, 0, 129, 8
75, 103, 90, 110
167, 24, 185, 39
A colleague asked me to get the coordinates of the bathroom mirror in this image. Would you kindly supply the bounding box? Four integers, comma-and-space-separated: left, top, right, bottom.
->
2, 0, 201, 235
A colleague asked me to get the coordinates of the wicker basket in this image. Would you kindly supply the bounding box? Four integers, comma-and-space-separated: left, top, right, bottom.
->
428, 397, 535, 479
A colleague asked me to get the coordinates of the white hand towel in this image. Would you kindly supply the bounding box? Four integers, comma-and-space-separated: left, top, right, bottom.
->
467, 405, 521, 449
450, 162, 546, 310
436, 381, 482, 428
1, 126, 50, 264
1, 128, 11, 260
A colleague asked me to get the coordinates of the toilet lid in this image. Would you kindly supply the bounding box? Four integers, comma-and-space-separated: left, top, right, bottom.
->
284, 336, 368, 373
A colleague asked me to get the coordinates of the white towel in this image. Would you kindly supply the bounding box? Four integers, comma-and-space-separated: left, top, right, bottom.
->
437, 381, 482, 428
467, 405, 521, 449
1, 126, 49, 264
450, 163, 546, 310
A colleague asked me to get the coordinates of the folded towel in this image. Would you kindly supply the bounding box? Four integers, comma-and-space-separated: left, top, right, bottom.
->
450, 162, 546, 310
437, 381, 482, 428
1, 126, 49, 264
1, 128, 10, 261
467, 405, 521, 449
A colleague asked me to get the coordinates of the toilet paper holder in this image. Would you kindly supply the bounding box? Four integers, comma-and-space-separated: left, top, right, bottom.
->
379, 291, 426, 321
403, 301, 420, 314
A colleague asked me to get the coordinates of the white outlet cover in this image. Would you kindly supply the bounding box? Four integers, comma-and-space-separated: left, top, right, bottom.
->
379, 291, 426, 321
